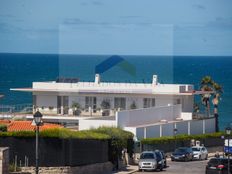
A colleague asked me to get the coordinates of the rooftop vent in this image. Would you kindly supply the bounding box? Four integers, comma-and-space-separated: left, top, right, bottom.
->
152, 75, 158, 85
95, 74, 101, 84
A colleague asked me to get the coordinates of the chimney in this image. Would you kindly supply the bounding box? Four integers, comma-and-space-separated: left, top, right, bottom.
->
95, 74, 100, 84
152, 75, 158, 85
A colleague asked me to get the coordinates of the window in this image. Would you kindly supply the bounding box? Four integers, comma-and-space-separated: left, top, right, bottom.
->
143, 98, 155, 108
57, 96, 69, 114
175, 99, 181, 105
63, 96, 69, 114
114, 97, 126, 110
85, 96, 97, 113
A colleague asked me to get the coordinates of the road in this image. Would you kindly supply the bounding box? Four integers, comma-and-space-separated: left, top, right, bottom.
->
135, 159, 209, 174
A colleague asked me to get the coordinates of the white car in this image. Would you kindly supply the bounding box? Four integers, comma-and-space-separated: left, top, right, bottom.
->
192, 146, 208, 160
138, 151, 158, 171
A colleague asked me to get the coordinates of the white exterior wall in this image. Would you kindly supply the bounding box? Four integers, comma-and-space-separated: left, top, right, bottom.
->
146, 125, 161, 138
182, 95, 194, 112
36, 95, 57, 107
181, 112, 193, 120
132, 118, 215, 140
116, 104, 182, 128
79, 119, 116, 130
162, 123, 175, 137
175, 121, 189, 135
205, 118, 216, 133
190, 120, 204, 135
35, 95, 57, 114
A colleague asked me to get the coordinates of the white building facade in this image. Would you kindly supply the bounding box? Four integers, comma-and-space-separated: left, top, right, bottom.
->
11, 74, 215, 139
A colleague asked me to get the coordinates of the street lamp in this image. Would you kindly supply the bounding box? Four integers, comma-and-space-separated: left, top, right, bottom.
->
174, 128, 178, 150
226, 127, 231, 174
33, 111, 43, 174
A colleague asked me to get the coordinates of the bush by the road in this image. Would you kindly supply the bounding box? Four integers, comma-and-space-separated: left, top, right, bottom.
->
141, 132, 225, 145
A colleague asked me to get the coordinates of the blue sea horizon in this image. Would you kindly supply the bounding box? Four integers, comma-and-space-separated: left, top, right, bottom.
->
0, 53, 232, 129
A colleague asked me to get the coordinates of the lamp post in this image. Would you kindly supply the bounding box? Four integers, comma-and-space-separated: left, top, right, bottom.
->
226, 127, 231, 174
33, 111, 43, 174
174, 128, 178, 150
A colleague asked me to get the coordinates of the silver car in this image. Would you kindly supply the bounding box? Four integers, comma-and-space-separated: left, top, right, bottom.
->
192, 146, 208, 160
138, 151, 158, 171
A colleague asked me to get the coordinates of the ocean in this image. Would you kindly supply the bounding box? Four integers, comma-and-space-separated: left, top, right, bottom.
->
0, 53, 232, 129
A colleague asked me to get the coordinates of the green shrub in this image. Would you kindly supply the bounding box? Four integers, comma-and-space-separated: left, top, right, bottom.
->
40, 128, 110, 139
0, 128, 110, 139
141, 132, 224, 145
91, 127, 134, 164
0, 124, 7, 132
9, 163, 21, 172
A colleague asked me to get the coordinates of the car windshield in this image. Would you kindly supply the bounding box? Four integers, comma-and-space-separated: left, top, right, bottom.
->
192, 148, 201, 151
140, 153, 155, 159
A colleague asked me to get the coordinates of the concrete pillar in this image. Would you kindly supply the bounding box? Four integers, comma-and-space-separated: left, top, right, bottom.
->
188, 121, 190, 135
160, 125, 162, 137
203, 120, 205, 134
0, 147, 9, 174
144, 127, 147, 139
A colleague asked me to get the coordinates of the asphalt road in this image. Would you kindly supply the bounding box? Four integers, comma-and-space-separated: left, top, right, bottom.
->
135, 159, 209, 174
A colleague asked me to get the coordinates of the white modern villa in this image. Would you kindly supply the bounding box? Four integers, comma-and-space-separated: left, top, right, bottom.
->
11, 74, 215, 139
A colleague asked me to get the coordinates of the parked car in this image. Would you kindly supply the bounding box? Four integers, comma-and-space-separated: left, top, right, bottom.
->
160, 150, 167, 168
154, 150, 165, 171
138, 151, 158, 171
171, 147, 193, 161
192, 146, 208, 160
205, 157, 232, 174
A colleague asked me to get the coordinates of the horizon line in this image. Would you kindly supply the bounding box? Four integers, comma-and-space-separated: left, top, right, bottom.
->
0, 52, 232, 57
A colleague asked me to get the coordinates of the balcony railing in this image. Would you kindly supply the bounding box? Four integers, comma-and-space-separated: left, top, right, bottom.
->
0, 103, 33, 114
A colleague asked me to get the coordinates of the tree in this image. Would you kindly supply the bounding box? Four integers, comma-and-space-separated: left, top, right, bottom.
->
200, 76, 223, 132
130, 101, 137, 110
71, 102, 82, 116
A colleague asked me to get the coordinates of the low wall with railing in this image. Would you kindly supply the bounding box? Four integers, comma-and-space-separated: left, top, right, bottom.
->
126, 117, 216, 140
116, 104, 182, 128
0, 103, 32, 114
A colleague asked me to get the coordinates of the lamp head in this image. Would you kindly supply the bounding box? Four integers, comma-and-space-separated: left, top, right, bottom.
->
33, 111, 43, 126
174, 128, 178, 134
226, 127, 231, 135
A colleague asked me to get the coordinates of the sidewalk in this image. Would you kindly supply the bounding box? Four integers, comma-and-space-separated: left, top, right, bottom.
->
112, 165, 138, 174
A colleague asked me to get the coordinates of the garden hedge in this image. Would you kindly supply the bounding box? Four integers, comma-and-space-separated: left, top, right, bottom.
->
141, 132, 225, 145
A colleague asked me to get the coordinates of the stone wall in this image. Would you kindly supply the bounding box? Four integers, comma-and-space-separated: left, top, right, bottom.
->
0, 147, 9, 174
21, 162, 113, 174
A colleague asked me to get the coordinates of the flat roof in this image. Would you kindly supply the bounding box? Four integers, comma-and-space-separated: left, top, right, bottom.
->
10, 87, 213, 96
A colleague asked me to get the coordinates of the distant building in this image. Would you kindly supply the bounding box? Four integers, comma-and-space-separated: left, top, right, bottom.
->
11, 74, 215, 139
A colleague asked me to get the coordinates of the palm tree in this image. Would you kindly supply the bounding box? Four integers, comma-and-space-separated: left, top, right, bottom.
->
200, 76, 223, 132
201, 76, 213, 117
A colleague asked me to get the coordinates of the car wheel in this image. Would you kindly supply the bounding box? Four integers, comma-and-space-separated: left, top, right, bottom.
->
205, 155, 208, 160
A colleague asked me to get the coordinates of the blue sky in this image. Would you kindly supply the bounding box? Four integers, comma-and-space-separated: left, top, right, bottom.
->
0, 0, 232, 56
